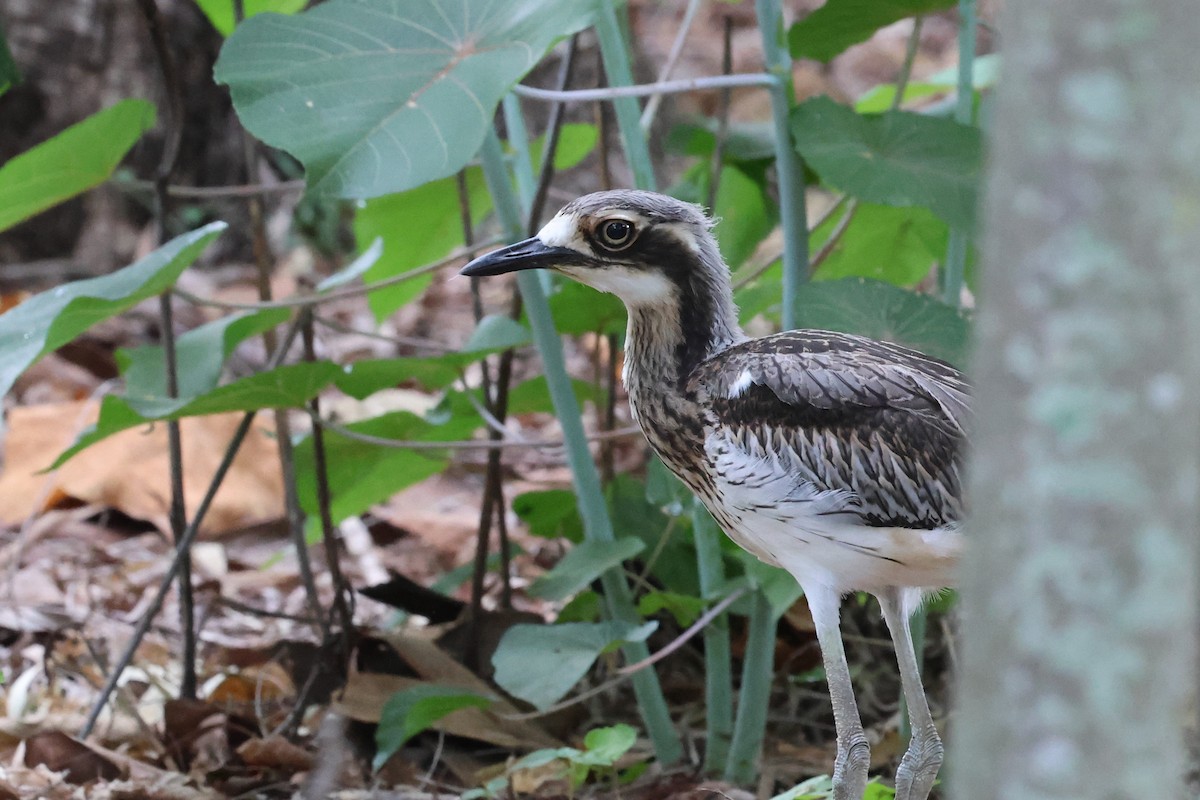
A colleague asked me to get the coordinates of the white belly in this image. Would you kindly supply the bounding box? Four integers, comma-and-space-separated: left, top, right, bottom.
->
702, 435, 962, 597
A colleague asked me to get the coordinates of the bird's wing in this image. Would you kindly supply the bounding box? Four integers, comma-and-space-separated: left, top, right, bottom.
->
688, 330, 969, 529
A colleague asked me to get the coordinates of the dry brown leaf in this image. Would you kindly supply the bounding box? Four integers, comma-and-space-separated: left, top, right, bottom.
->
0, 401, 284, 536
23, 730, 123, 784
236, 735, 314, 771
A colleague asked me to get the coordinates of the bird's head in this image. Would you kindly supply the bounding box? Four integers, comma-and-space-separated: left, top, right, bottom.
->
460, 190, 726, 309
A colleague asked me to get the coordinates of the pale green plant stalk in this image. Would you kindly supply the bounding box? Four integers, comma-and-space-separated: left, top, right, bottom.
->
593, 0, 656, 190
724, 590, 776, 783
941, 0, 977, 305
693, 505, 734, 771
479, 130, 682, 764
755, 0, 809, 330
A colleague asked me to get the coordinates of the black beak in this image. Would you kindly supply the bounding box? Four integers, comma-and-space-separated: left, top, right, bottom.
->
460, 237, 587, 277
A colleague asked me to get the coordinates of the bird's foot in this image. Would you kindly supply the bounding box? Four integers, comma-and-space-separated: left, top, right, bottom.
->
892, 724, 943, 800
830, 733, 870, 800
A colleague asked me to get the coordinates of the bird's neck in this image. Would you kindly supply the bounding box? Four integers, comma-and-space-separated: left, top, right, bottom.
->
622, 244, 746, 396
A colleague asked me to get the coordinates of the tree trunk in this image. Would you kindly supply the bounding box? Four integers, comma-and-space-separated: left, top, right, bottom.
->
953, 0, 1200, 797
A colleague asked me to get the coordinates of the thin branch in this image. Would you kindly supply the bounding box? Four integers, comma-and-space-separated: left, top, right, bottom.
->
707, 15, 736, 211
171, 236, 502, 311
512, 73, 776, 104
234, 34, 326, 638
639, 0, 703, 130
893, 16, 926, 111
619, 588, 747, 674
136, 0, 195, 700
303, 309, 355, 645
808, 199, 859, 275
311, 315, 456, 353
731, 194, 850, 291
113, 177, 307, 199
528, 35, 580, 234
81, 319, 305, 738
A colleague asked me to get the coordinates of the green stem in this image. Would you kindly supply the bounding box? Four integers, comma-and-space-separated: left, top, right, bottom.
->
502, 94, 536, 212
594, 0, 656, 190
755, 0, 809, 330
724, 589, 776, 783
941, 0, 977, 306
693, 503, 734, 773
479, 130, 682, 764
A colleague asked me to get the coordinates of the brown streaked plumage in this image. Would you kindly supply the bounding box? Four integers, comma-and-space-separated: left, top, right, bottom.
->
462, 189, 967, 800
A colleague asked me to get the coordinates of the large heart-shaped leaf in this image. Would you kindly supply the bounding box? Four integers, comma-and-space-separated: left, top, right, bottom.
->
215, 0, 599, 198
788, 0, 956, 63
0, 99, 156, 233
791, 96, 982, 229
0, 222, 224, 401
794, 278, 971, 367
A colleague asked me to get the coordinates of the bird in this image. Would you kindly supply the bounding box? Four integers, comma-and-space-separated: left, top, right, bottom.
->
461, 189, 968, 800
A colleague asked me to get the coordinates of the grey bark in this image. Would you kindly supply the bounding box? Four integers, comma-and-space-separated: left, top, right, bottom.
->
952, 0, 1200, 797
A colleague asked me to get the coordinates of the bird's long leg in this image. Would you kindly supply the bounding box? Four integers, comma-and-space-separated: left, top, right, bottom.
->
806, 586, 870, 800
877, 587, 943, 800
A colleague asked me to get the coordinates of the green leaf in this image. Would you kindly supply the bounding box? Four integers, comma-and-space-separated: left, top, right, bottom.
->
787, 0, 956, 63
52, 362, 340, 468
0, 99, 156, 233
529, 538, 645, 602
354, 168, 493, 320
644, 456, 689, 512
794, 278, 971, 367
545, 280, 627, 336
513, 490, 584, 542
293, 409, 479, 523
332, 315, 530, 398
637, 591, 706, 627
811, 203, 947, 286
557, 589, 602, 623
791, 96, 982, 229
463, 314, 531, 352
215, 0, 600, 198
193, 0, 307, 36
577, 724, 638, 766
118, 308, 290, 399
666, 119, 777, 163
540, 123, 600, 171
0, 21, 19, 98
492, 621, 657, 710
374, 686, 492, 770
673, 164, 776, 269
0, 223, 225, 401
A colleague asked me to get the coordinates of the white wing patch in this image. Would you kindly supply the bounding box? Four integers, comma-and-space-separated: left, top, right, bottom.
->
727, 369, 755, 399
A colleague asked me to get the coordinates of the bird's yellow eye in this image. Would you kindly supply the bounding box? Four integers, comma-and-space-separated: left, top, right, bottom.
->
595, 218, 637, 251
